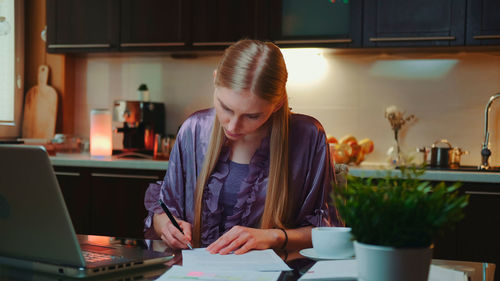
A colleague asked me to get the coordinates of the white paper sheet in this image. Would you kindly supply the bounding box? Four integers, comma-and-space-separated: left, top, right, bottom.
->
298, 260, 469, 281
428, 265, 468, 281
181, 248, 291, 272
298, 259, 357, 280
156, 265, 282, 281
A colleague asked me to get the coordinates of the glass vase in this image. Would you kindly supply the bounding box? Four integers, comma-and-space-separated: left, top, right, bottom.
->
386, 139, 402, 167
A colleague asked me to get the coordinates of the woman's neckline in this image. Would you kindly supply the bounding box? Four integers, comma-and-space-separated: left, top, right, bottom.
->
230, 160, 250, 166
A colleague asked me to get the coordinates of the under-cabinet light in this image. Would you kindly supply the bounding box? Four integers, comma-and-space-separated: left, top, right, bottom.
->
281, 48, 328, 86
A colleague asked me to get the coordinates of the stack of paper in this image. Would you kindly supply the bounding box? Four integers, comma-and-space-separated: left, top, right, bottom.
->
157, 248, 291, 281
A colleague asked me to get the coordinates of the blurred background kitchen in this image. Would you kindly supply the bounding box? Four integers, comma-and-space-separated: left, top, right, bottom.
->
2, 1, 500, 277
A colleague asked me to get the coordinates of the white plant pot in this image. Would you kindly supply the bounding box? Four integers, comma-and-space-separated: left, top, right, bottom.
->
354, 241, 433, 281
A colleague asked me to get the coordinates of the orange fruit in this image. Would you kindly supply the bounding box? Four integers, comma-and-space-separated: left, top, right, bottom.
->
359, 138, 374, 154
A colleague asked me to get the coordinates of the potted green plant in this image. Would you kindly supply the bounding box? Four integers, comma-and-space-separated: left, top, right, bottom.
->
333, 166, 469, 281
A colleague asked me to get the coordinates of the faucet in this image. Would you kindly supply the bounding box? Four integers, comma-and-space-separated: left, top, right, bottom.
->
481, 93, 500, 169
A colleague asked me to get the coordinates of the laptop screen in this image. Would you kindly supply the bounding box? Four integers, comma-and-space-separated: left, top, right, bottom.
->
0, 145, 85, 267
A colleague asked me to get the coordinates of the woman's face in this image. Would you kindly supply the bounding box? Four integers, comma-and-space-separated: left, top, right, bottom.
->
214, 86, 279, 141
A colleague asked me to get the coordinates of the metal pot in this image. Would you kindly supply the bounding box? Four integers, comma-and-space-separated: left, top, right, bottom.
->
428, 139, 469, 168
418, 140, 469, 168
430, 139, 452, 167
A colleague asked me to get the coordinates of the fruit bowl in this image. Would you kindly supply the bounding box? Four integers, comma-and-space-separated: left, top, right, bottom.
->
327, 135, 374, 166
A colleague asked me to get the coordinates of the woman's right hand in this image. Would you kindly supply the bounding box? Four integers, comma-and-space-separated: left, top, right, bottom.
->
153, 213, 192, 249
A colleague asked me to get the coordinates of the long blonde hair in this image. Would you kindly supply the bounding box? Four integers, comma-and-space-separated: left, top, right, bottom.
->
192, 40, 293, 247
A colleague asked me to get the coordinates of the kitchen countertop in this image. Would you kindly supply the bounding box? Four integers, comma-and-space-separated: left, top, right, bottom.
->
350, 162, 500, 183
50, 153, 169, 170
49, 155, 500, 183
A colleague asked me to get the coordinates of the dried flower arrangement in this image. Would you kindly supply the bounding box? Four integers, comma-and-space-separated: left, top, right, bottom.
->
384, 105, 415, 164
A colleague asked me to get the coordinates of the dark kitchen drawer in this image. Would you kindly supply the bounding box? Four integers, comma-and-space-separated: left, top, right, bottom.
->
54, 165, 165, 239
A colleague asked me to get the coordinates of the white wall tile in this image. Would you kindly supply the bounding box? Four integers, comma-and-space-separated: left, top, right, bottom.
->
72, 50, 500, 167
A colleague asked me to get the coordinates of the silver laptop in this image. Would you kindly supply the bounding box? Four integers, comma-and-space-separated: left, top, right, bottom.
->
0, 145, 173, 278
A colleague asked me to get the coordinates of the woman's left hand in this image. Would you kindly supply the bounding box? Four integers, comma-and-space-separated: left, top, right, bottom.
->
206, 226, 281, 255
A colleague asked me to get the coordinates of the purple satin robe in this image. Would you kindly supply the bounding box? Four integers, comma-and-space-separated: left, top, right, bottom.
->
144, 108, 342, 246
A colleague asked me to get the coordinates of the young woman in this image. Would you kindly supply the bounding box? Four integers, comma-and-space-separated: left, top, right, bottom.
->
144, 39, 341, 255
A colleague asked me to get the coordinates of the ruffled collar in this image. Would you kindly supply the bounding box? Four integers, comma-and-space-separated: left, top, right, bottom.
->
199, 134, 271, 246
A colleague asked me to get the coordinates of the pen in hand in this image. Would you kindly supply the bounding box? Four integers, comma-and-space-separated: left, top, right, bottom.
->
158, 199, 193, 250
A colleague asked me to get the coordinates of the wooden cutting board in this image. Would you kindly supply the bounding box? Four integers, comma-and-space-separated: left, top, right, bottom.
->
22, 65, 58, 140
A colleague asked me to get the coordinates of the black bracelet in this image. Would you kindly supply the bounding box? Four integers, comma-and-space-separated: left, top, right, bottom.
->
276, 227, 288, 250
282, 249, 288, 262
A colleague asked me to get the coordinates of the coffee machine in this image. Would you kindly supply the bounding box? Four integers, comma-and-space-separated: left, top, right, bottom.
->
113, 100, 165, 152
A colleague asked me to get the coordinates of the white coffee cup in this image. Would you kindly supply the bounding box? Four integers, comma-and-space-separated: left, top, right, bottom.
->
311, 227, 354, 259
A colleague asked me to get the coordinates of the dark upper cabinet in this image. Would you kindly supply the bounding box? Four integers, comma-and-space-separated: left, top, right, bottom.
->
466, 0, 500, 45
189, 0, 262, 47
47, 0, 500, 53
269, 0, 362, 48
47, 0, 262, 52
120, 0, 187, 50
363, 0, 466, 47
46, 0, 120, 53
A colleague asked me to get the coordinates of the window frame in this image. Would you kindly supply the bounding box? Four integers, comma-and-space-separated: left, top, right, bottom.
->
0, 0, 24, 138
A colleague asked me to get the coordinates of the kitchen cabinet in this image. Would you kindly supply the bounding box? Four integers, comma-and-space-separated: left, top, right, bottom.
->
46, 0, 120, 53
120, 0, 187, 51
54, 166, 91, 234
466, 0, 500, 45
190, 0, 264, 48
363, 0, 466, 47
269, 0, 362, 48
46, 0, 264, 53
46, 0, 500, 53
456, 184, 500, 268
89, 168, 163, 239
433, 182, 500, 281
53, 165, 165, 239
47, 0, 186, 53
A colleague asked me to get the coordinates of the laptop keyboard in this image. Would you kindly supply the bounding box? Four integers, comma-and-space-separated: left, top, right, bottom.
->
82, 251, 118, 263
